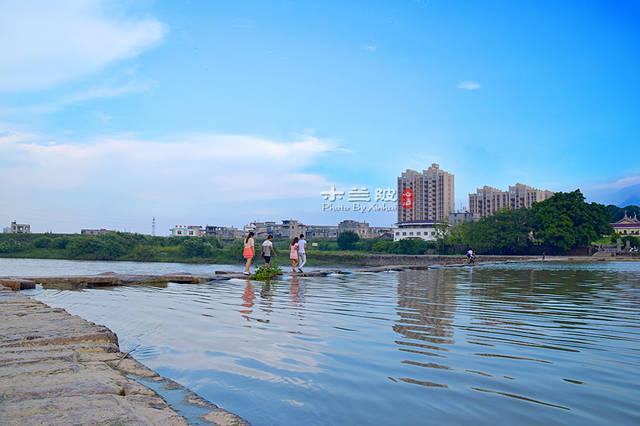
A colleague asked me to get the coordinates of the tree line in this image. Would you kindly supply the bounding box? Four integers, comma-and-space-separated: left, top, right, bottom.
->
0, 190, 629, 262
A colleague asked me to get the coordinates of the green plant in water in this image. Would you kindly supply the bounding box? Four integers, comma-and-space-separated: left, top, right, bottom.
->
252, 265, 282, 281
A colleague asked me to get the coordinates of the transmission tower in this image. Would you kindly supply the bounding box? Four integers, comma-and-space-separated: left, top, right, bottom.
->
152, 217, 156, 236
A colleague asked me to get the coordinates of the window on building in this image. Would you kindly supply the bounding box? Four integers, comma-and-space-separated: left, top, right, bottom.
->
402, 232, 406, 236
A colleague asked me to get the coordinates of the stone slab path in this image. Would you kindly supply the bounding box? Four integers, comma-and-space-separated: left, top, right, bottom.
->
0, 285, 248, 425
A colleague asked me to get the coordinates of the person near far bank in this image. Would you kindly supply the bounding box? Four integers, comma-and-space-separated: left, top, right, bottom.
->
466, 249, 474, 264
262, 234, 278, 269
290, 237, 300, 273
243, 232, 255, 275
297, 234, 307, 273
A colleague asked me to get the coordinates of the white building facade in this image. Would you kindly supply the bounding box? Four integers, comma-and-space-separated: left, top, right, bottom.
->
170, 225, 203, 237
393, 221, 440, 242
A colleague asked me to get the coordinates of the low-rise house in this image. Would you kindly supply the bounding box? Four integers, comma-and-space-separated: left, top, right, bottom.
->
338, 220, 374, 238
170, 225, 203, 237
205, 225, 243, 239
306, 225, 339, 239
6, 221, 31, 234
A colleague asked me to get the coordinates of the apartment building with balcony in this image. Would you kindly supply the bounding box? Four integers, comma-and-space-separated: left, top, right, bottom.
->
397, 164, 455, 224
468, 183, 554, 218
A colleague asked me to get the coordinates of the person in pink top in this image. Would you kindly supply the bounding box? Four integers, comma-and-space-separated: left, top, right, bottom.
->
289, 237, 299, 273
243, 232, 255, 275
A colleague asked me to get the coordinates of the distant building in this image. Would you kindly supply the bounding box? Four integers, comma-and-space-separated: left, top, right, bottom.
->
338, 220, 373, 238
280, 219, 306, 240
372, 227, 395, 240
81, 229, 115, 235
393, 221, 440, 242
449, 211, 475, 226
469, 183, 554, 218
6, 221, 31, 234
204, 225, 243, 239
306, 225, 339, 239
244, 219, 306, 240
241, 219, 394, 240
170, 225, 203, 237
612, 212, 640, 236
397, 164, 455, 224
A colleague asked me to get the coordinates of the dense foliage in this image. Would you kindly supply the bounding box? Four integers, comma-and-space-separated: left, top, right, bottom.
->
0, 232, 228, 262
445, 190, 612, 255
337, 231, 360, 250
0, 191, 616, 262
607, 204, 640, 222
528, 191, 612, 252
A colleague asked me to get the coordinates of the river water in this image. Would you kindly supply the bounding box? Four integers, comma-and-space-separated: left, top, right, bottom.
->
5, 258, 639, 425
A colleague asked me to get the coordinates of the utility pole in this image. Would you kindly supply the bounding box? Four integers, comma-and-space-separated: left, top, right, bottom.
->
152, 217, 156, 236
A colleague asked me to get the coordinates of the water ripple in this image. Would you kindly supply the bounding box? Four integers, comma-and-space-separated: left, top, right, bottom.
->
16, 259, 640, 425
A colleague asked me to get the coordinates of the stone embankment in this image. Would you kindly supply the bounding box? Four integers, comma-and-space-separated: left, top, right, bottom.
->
0, 285, 249, 425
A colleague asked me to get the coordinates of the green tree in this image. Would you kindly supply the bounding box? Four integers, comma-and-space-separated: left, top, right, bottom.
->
66, 236, 125, 260
51, 236, 70, 249
132, 245, 154, 261
337, 231, 360, 250
529, 190, 612, 253
462, 208, 532, 254
33, 236, 52, 248
372, 240, 391, 252
0, 239, 26, 253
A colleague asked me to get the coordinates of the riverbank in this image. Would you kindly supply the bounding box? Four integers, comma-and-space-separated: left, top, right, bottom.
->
0, 285, 248, 425
0, 251, 547, 268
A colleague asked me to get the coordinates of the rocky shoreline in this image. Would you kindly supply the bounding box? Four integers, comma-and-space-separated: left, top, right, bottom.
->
0, 284, 249, 425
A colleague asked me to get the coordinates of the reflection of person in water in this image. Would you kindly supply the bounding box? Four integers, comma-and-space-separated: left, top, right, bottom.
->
240, 280, 255, 320
291, 275, 307, 303
290, 275, 300, 303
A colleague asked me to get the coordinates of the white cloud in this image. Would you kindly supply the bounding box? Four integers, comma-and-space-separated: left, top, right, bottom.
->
0, 130, 336, 206
0, 0, 167, 91
592, 175, 640, 190
458, 80, 482, 90
0, 82, 152, 115
361, 44, 377, 52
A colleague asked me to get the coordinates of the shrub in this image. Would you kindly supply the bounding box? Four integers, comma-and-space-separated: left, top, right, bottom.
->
66, 237, 125, 260
181, 238, 217, 258
33, 236, 52, 248
0, 240, 26, 253
51, 237, 70, 249
252, 265, 282, 281
337, 231, 360, 250
132, 245, 155, 261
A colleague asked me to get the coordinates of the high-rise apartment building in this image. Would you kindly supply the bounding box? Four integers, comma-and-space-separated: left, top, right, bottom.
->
397, 164, 455, 223
468, 183, 554, 218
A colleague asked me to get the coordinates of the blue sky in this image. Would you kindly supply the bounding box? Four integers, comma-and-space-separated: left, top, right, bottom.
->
1, 0, 639, 234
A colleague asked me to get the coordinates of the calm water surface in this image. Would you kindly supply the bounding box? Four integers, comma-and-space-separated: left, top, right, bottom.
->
9, 259, 640, 425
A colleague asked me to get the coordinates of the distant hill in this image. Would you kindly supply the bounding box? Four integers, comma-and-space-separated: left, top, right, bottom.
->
587, 183, 640, 209
607, 204, 640, 222
613, 184, 640, 207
